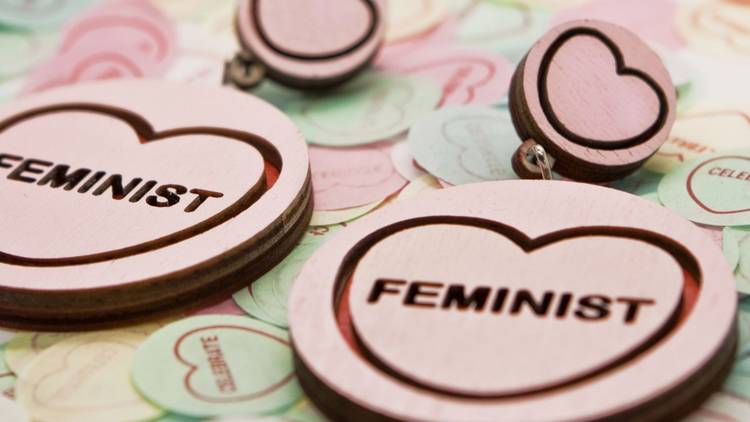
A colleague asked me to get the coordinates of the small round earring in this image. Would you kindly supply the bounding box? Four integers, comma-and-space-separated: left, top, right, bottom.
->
225, 0, 386, 90
508, 20, 677, 183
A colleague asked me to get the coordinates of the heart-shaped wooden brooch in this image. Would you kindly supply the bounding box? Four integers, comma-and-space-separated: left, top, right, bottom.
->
510, 20, 676, 183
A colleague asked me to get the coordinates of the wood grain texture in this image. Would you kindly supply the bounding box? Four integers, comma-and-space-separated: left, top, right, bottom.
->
349, 225, 685, 397
0, 80, 311, 328
288, 181, 736, 422
235, 0, 385, 89
509, 20, 676, 182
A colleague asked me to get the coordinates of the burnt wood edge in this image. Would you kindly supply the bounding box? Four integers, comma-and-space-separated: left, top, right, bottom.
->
0, 176, 313, 330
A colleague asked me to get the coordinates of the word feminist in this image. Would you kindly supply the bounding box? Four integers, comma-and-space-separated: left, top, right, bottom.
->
0, 153, 224, 213
368, 278, 658, 324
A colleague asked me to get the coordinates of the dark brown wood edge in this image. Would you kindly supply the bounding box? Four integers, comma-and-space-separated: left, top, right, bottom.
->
293, 319, 736, 422
0, 103, 282, 266
295, 351, 400, 422
604, 319, 737, 422
326, 216, 701, 400
0, 176, 313, 330
251, 0, 379, 61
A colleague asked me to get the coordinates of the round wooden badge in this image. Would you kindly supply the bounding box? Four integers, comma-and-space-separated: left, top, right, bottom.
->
0, 80, 311, 329
234, 0, 385, 89
510, 20, 677, 183
289, 181, 736, 422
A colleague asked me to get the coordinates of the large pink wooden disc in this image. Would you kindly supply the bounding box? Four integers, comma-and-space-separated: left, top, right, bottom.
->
236, 0, 385, 88
289, 181, 736, 421
0, 80, 311, 328
510, 20, 677, 182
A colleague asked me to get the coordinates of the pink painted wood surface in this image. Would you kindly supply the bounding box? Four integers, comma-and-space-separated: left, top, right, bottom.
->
545, 35, 662, 144
511, 20, 676, 181
349, 224, 683, 397
0, 80, 308, 291
1, 111, 265, 259
289, 180, 736, 421
236, 0, 385, 88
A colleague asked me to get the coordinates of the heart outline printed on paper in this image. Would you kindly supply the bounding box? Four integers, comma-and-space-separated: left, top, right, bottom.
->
174, 324, 295, 403
687, 155, 750, 215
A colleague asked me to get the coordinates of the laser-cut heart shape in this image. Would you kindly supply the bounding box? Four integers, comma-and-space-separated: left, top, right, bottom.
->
540, 28, 669, 149
0, 105, 270, 265
348, 223, 686, 397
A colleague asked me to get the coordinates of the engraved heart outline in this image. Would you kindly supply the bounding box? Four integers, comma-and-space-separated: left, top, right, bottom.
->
687, 155, 750, 215
0, 104, 281, 267
538, 27, 669, 150
252, 0, 378, 61
174, 325, 295, 403
333, 216, 699, 399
